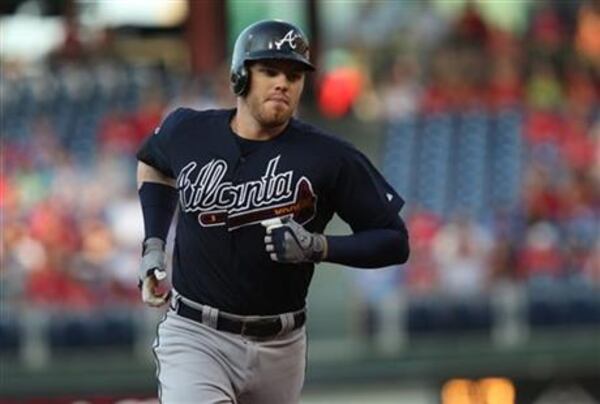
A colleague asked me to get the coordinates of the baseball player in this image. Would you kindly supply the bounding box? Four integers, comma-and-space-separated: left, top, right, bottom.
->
136, 19, 409, 403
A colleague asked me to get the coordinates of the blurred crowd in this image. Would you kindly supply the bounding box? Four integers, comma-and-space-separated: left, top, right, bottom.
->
385, 0, 600, 297
1, 57, 234, 311
348, 0, 599, 337
1, 1, 599, 328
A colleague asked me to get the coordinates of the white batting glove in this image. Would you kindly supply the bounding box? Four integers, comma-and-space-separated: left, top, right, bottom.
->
139, 237, 171, 307
262, 217, 327, 264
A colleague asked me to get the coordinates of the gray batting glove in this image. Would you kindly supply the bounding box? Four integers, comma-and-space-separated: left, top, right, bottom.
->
139, 237, 171, 307
262, 217, 327, 264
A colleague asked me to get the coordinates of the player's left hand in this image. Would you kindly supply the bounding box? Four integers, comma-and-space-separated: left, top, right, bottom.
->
262, 217, 327, 264
139, 237, 172, 307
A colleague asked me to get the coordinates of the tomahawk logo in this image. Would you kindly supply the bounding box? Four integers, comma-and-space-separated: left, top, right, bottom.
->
274, 29, 300, 50
177, 155, 316, 230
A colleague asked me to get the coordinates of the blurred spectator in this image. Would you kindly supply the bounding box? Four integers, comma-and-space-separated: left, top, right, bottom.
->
409, 0, 450, 58
525, 59, 563, 111
55, 0, 84, 61
487, 55, 523, 109
583, 240, 600, 286
166, 63, 235, 112
521, 164, 564, 222
98, 106, 147, 155
379, 55, 422, 120
405, 243, 438, 296
560, 115, 597, 171
1, 217, 28, 303
350, 266, 402, 341
452, 0, 489, 49
432, 216, 494, 298
575, 0, 600, 69
130, 86, 166, 142
517, 221, 564, 281
166, 76, 219, 111
25, 263, 96, 309
488, 236, 516, 282
593, 118, 600, 182
561, 173, 597, 246
564, 60, 597, 116
403, 209, 442, 295
318, 66, 364, 118
528, 1, 568, 58
421, 47, 455, 112
524, 109, 564, 147
99, 88, 164, 156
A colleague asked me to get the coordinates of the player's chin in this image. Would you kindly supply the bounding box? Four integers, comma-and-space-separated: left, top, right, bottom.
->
261, 105, 292, 127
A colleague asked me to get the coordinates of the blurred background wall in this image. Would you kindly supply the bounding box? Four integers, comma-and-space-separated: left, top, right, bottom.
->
1, 0, 599, 403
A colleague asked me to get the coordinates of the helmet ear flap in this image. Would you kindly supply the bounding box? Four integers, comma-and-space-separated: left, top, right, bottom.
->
231, 64, 249, 96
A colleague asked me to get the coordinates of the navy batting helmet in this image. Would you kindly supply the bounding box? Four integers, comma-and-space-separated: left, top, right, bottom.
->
230, 20, 315, 96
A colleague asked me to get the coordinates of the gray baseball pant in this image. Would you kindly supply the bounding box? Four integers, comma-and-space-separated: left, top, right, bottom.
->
152, 304, 307, 404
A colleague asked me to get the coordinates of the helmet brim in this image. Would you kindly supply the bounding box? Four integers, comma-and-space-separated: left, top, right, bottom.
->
245, 51, 315, 71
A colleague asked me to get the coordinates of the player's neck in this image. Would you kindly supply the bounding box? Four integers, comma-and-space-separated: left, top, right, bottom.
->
232, 106, 288, 141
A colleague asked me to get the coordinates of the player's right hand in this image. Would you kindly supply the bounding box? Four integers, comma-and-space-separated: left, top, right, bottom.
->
139, 237, 171, 307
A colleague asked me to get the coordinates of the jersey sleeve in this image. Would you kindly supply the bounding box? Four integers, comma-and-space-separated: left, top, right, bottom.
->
332, 146, 405, 232
136, 108, 189, 178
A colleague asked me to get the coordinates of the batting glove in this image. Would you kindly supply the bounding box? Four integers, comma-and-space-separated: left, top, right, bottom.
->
262, 217, 327, 264
139, 237, 171, 307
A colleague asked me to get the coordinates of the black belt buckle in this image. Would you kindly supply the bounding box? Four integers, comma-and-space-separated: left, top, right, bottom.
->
240, 317, 281, 338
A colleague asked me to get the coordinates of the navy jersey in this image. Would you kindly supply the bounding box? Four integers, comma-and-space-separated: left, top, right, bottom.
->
136, 108, 404, 315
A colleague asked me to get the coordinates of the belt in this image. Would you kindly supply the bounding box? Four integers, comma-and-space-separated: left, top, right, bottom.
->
175, 299, 306, 338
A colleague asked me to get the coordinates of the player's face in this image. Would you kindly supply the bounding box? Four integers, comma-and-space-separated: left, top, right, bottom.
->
245, 60, 306, 128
